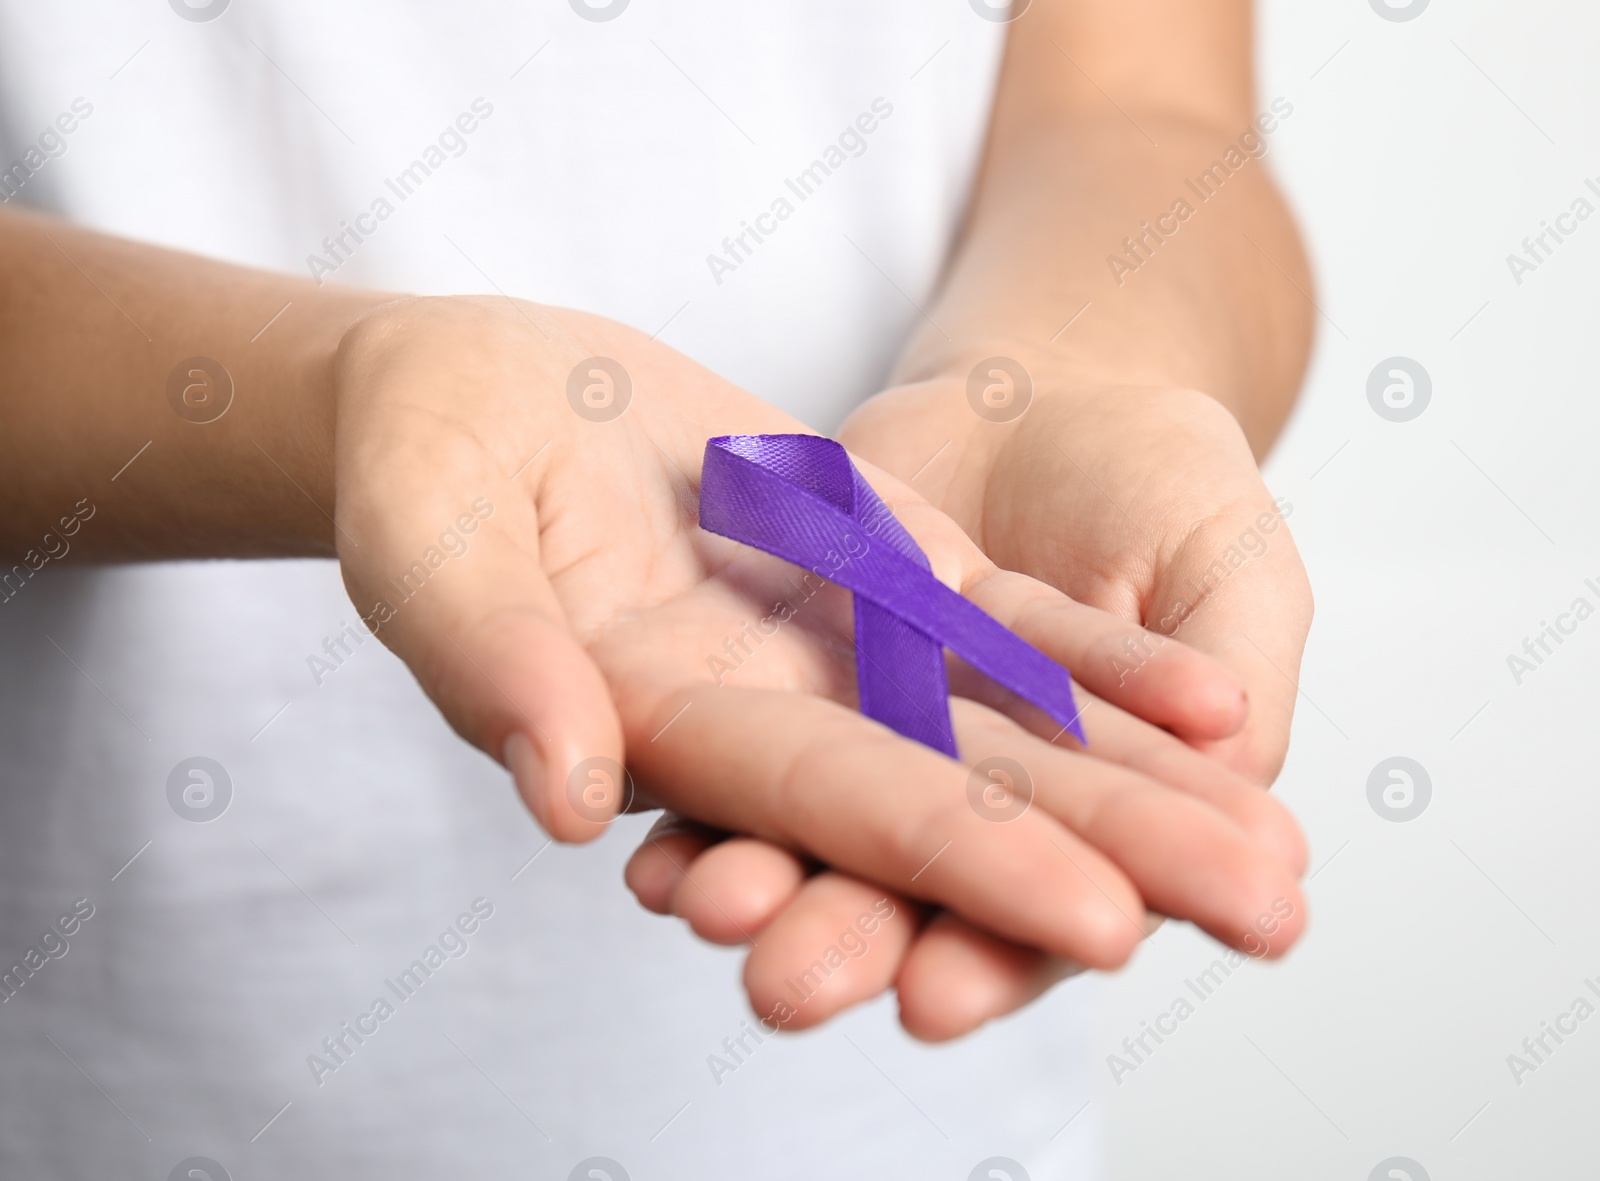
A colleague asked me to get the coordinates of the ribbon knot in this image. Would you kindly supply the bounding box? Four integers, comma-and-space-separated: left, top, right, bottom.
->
699, 434, 1085, 757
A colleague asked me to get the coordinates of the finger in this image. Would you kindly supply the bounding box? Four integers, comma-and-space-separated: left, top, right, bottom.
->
830, 462, 1249, 742
948, 657, 1308, 879
336, 447, 623, 843
670, 837, 808, 945
701, 858, 1093, 1038
624, 813, 722, 915
625, 686, 1149, 969
1066, 701, 1309, 877
1145, 508, 1314, 784
896, 912, 1084, 1043
742, 873, 918, 1032
952, 698, 1307, 957
958, 566, 1249, 743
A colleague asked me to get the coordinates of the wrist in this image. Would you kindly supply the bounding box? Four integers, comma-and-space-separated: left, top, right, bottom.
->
893, 333, 1133, 395
894, 321, 1285, 461
215, 285, 387, 557
843, 355, 1253, 534
854, 341, 1190, 468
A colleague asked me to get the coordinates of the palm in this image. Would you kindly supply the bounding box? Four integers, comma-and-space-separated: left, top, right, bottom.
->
501, 324, 894, 727
336, 297, 865, 762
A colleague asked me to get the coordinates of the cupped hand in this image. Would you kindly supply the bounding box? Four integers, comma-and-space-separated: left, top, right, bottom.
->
626, 372, 1313, 1038
333, 298, 1305, 1028
841, 375, 1314, 784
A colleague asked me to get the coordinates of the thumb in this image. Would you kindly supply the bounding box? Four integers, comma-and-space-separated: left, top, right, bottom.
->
1146, 506, 1314, 784
339, 487, 624, 843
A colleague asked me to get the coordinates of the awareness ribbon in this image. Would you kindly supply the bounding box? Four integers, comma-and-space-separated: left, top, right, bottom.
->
699, 434, 1086, 757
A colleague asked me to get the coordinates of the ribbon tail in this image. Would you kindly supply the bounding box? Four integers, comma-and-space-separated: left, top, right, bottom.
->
928, 581, 1088, 745
855, 597, 958, 757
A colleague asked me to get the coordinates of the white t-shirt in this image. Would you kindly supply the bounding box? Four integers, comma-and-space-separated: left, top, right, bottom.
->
0, 3, 1099, 1177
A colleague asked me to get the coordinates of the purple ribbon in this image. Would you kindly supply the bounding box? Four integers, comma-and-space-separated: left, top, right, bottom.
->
699, 434, 1086, 757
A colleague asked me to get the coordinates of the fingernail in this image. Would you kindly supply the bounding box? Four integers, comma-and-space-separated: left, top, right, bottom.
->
502, 731, 550, 834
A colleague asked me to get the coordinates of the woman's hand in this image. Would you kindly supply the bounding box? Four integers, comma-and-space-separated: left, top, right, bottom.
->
841, 374, 1315, 785
625, 369, 1313, 1039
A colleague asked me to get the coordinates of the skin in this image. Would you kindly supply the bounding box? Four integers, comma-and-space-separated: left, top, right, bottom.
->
625, 0, 1316, 1038
0, 0, 1313, 1040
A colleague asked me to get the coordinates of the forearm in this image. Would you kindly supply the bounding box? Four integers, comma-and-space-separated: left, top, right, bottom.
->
895, 109, 1314, 455
0, 205, 387, 560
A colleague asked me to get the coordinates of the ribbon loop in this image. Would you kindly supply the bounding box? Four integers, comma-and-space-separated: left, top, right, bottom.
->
700, 434, 1086, 756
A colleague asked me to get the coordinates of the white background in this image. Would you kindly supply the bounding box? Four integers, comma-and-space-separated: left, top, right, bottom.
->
1099, 1, 1600, 1177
